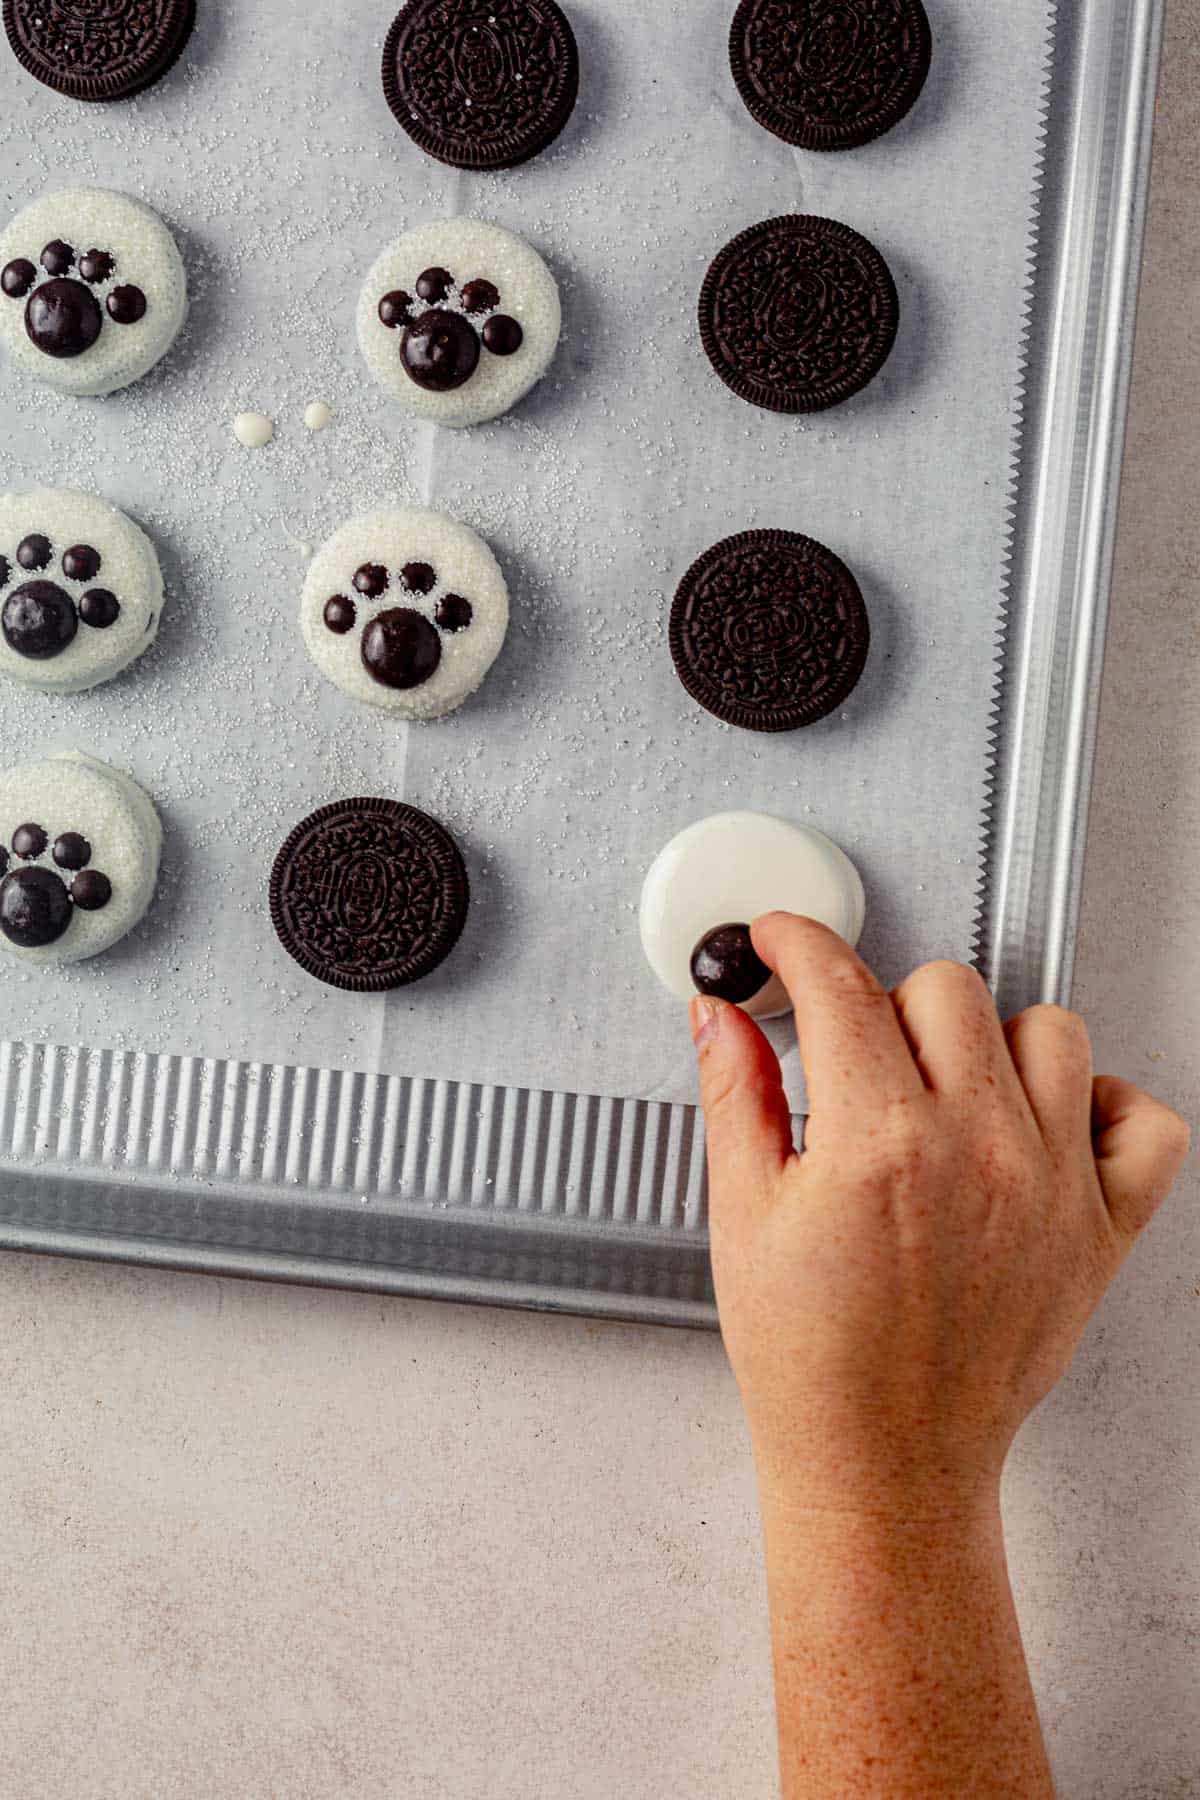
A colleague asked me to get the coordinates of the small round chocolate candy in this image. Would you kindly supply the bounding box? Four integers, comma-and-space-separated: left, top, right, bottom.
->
352, 563, 389, 599
401, 561, 436, 595
0, 847, 7, 876
77, 249, 114, 285
1, 258, 36, 299
482, 313, 523, 356
78, 587, 120, 629
16, 533, 51, 571
323, 595, 356, 635
16, 532, 50, 568
12, 821, 47, 860
25, 277, 103, 357
690, 922, 772, 1004
40, 239, 73, 276
70, 868, 112, 911
2, 581, 78, 658
378, 290, 413, 329
0, 557, 7, 586
0, 865, 71, 947
460, 278, 500, 315
52, 831, 90, 871
435, 593, 473, 632
415, 267, 453, 304
361, 607, 442, 690
61, 543, 101, 582
401, 309, 480, 392
106, 284, 147, 325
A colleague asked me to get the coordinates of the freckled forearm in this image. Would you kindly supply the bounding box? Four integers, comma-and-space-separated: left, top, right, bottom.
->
758, 1489, 1055, 1800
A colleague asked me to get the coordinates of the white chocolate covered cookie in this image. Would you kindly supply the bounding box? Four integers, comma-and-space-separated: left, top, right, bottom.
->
0, 488, 163, 693
0, 187, 187, 396
0, 754, 161, 965
640, 811, 866, 1019
301, 506, 509, 720
357, 218, 560, 428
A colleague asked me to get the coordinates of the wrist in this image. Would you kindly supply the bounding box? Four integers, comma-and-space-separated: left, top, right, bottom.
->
751, 1438, 1005, 1542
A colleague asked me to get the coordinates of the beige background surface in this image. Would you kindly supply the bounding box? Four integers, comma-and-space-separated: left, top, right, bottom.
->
2, 6, 1198, 1797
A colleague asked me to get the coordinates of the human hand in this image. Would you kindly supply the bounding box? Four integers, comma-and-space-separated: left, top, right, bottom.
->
692, 915, 1190, 1520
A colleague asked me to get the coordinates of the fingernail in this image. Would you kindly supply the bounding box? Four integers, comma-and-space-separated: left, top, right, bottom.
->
690, 995, 721, 1050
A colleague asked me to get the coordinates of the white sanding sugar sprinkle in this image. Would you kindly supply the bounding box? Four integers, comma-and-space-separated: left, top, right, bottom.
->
0, 753, 161, 967
357, 218, 561, 429
0, 187, 187, 397
233, 410, 274, 448
304, 401, 333, 431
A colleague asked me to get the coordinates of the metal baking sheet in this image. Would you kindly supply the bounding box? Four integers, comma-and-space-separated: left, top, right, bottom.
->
0, 0, 1162, 1324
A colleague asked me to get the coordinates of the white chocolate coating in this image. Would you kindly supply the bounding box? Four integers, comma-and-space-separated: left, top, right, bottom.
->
356, 218, 561, 429
0, 753, 161, 965
0, 187, 186, 396
304, 401, 332, 432
301, 506, 508, 720
233, 410, 274, 447
0, 487, 163, 694
640, 811, 866, 1019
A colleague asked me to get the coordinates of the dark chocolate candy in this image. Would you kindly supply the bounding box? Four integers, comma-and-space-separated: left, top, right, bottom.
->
690, 923, 771, 1004
0, 864, 71, 946
25, 277, 103, 357
79, 588, 120, 629
3, 581, 78, 659
401, 308, 480, 391
360, 607, 442, 690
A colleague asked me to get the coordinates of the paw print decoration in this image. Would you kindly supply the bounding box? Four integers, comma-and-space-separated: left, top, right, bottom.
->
0, 488, 164, 694
0, 820, 112, 949
357, 217, 561, 427
301, 507, 509, 720
0, 186, 186, 396
0, 754, 162, 966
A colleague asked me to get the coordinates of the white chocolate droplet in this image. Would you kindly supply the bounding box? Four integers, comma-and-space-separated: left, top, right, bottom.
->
304, 401, 333, 432
233, 411, 274, 449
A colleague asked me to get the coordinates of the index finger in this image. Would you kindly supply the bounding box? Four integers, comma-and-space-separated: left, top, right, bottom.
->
751, 913, 925, 1117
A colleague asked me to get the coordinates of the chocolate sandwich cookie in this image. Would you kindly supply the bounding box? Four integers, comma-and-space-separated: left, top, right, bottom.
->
669, 529, 870, 732
729, 0, 931, 151
269, 799, 470, 993
699, 215, 899, 413
3, 0, 195, 103
382, 0, 579, 171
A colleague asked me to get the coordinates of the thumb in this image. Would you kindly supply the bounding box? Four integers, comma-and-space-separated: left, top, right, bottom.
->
1092, 1074, 1190, 1248
690, 996, 794, 1226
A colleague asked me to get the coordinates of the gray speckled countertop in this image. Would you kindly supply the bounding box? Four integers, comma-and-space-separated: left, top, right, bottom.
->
0, 6, 1197, 1797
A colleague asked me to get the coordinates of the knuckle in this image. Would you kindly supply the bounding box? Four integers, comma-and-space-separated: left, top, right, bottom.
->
1154, 1103, 1192, 1160
906, 960, 990, 1004
1026, 1003, 1090, 1043
818, 954, 884, 1007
